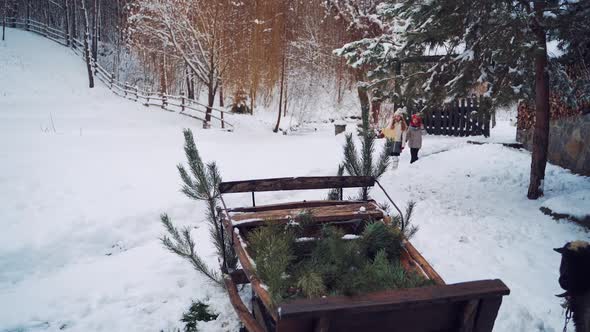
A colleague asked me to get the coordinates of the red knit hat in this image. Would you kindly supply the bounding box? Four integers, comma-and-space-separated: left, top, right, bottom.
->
411, 114, 422, 127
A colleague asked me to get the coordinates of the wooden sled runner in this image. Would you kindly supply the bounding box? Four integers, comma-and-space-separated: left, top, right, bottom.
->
218, 176, 510, 332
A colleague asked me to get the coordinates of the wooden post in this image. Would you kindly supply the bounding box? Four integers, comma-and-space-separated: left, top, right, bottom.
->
124, 81, 128, 97
180, 90, 186, 112
221, 110, 225, 129
145, 89, 150, 106
110, 72, 114, 89
133, 85, 138, 101
459, 99, 466, 137
161, 92, 167, 109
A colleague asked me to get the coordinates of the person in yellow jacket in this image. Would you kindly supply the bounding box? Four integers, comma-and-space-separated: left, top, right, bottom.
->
380, 110, 407, 169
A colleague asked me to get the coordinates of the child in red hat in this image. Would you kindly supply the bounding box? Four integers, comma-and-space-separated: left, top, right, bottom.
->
406, 114, 425, 164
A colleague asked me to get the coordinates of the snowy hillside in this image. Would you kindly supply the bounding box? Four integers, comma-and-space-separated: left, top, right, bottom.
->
1, 29, 590, 332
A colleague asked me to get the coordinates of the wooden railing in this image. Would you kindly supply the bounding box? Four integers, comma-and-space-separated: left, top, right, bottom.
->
5, 17, 233, 130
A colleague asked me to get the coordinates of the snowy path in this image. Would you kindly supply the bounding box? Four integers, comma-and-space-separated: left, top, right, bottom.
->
2, 29, 590, 332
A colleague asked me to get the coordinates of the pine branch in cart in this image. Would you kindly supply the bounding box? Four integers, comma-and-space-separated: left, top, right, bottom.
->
247, 210, 432, 304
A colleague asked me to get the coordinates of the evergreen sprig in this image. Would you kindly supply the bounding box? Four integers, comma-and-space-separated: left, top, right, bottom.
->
342, 111, 390, 200
181, 300, 219, 332
160, 214, 221, 286
160, 129, 237, 288
391, 201, 419, 240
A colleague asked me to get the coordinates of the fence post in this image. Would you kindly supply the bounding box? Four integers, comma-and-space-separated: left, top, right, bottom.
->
145, 90, 151, 106
221, 110, 225, 129
110, 72, 115, 89
161, 92, 168, 109
124, 82, 129, 98
180, 90, 186, 113
134, 86, 138, 102
93, 61, 98, 76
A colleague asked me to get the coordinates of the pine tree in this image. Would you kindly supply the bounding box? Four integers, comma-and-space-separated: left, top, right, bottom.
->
336, 0, 590, 200
342, 110, 391, 200
160, 129, 237, 287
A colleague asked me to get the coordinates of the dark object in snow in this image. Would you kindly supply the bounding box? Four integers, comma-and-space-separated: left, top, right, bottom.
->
181, 300, 219, 332
334, 124, 346, 135
555, 241, 590, 332
467, 140, 525, 149
541, 207, 590, 230
218, 176, 510, 332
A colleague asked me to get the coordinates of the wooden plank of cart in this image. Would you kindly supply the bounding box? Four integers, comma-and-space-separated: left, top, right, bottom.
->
218, 176, 510, 332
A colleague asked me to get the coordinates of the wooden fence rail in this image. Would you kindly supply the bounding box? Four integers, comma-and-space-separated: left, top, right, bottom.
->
5, 17, 233, 130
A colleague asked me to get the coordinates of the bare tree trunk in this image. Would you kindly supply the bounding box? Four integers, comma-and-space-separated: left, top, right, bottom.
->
71, 0, 76, 45
80, 0, 94, 88
186, 66, 195, 99
249, 87, 254, 114
64, 0, 70, 46
283, 59, 288, 117
204, 49, 216, 123
91, 0, 97, 61
219, 80, 224, 107
206, 82, 215, 123
2, 0, 6, 42
273, 54, 286, 133
159, 55, 167, 94
527, 1, 550, 200
26, 0, 30, 31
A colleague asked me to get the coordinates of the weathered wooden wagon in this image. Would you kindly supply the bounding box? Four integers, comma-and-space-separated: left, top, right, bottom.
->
218, 176, 510, 332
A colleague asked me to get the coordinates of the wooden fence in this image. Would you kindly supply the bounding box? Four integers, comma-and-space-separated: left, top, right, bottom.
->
407, 98, 490, 137
5, 17, 233, 130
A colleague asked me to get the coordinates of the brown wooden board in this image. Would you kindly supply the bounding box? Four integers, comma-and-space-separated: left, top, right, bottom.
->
276, 280, 509, 332
229, 202, 383, 227
219, 176, 375, 194
227, 200, 372, 213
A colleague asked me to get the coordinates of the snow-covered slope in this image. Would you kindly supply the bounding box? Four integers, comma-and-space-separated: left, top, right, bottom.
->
2, 28, 590, 332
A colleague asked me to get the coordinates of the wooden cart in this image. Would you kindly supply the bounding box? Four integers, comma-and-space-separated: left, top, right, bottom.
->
218, 176, 509, 332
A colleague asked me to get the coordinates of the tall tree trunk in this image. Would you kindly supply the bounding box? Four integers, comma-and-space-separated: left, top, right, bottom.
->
283, 77, 288, 117
80, 0, 94, 88
91, 0, 97, 61
26, 0, 30, 31
206, 82, 215, 123
204, 49, 216, 123
273, 54, 286, 133
2, 0, 6, 42
71, 0, 76, 44
355, 69, 370, 119
249, 87, 255, 114
186, 67, 194, 99
527, 2, 550, 199
159, 54, 167, 94
219, 79, 224, 107
64, 0, 70, 46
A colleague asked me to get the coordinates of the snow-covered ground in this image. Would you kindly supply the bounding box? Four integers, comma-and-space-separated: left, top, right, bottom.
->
2, 28, 590, 332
